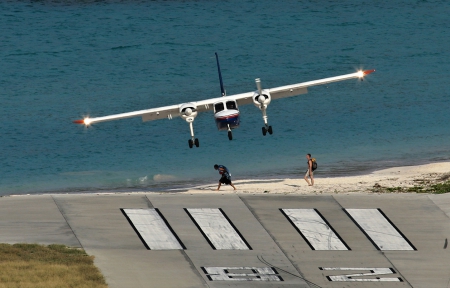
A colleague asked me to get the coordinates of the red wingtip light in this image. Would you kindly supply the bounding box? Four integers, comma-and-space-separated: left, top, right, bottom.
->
363, 69, 375, 75
73, 118, 92, 125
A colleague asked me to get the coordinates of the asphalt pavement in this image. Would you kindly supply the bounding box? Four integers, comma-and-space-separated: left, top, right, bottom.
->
1, 193, 449, 288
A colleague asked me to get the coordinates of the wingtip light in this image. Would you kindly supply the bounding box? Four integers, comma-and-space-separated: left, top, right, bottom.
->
363, 69, 375, 76
73, 118, 92, 125
356, 69, 375, 78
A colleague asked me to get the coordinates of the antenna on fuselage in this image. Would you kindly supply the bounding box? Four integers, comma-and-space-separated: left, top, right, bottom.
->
215, 52, 226, 96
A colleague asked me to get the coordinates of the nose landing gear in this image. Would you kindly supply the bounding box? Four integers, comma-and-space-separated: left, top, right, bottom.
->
227, 124, 233, 140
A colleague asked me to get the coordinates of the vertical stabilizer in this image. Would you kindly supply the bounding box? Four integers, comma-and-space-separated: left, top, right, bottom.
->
215, 52, 226, 96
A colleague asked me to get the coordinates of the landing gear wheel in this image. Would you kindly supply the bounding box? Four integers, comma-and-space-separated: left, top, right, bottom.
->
194, 138, 199, 147
188, 139, 194, 148
262, 127, 267, 136
268, 126, 273, 135
228, 131, 233, 140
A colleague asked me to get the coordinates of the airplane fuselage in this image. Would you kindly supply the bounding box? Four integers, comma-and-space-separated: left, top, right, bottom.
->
214, 109, 240, 131
213, 100, 240, 131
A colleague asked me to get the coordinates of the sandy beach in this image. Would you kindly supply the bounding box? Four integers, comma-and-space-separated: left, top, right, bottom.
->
177, 161, 450, 195
4, 161, 449, 197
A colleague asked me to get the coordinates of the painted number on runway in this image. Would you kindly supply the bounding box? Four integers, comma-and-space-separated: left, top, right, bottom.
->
202, 267, 282, 281
320, 267, 403, 282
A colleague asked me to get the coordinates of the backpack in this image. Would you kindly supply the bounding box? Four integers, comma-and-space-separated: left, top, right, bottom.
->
311, 158, 318, 171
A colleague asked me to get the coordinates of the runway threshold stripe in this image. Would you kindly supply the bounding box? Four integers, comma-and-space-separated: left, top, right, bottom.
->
281, 209, 349, 250
122, 208, 184, 250
345, 209, 416, 251
185, 208, 251, 250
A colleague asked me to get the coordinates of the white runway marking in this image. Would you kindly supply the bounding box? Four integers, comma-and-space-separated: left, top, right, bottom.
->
186, 208, 250, 250
122, 208, 183, 250
282, 209, 349, 250
202, 267, 282, 281
345, 209, 415, 250
320, 267, 402, 282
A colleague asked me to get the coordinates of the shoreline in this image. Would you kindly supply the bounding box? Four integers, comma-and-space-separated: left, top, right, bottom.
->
160, 161, 450, 195
4, 161, 450, 197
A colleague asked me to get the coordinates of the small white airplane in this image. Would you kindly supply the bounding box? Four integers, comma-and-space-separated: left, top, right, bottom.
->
74, 53, 374, 148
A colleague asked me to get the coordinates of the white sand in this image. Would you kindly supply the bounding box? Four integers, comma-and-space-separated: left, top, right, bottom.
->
179, 161, 450, 195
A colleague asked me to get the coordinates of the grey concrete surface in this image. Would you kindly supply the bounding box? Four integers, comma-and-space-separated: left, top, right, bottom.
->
0, 195, 80, 246
52, 194, 206, 288
147, 194, 310, 287
0, 193, 449, 288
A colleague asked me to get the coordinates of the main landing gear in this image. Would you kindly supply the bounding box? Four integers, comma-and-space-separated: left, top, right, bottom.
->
188, 138, 199, 148
262, 125, 273, 136
187, 120, 199, 148
260, 105, 273, 136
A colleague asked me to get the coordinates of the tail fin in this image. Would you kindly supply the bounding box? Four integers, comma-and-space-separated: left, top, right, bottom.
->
215, 52, 226, 96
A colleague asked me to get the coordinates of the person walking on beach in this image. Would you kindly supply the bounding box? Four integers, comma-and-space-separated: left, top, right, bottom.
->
304, 154, 315, 186
214, 164, 237, 191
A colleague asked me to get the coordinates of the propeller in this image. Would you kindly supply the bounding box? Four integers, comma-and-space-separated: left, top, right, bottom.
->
255, 78, 266, 103
255, 78, 262, 95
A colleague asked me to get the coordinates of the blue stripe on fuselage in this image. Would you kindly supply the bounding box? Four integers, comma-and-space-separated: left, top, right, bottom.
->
215, 114, 240, 131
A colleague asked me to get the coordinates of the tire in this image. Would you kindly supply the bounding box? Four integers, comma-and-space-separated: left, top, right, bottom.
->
228, 131, 233, 140
194, 138, 199, 147
268, 126, 273, 135
262, 127, 267, 136
188, 139, 193, 148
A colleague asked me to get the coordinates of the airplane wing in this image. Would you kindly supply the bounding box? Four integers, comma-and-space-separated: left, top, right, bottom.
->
74, 69, 374, 125
194, 69, 375, 107
268, 69, 375, 100
73, 104, 181, 125
230, 69, 375, 105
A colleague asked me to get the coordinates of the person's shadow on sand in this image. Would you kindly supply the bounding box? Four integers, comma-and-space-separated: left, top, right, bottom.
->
285, 184, 302, 188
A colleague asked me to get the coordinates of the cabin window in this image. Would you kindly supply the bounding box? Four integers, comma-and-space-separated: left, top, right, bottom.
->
214, 102, 224, 113
226, 101, 237, 110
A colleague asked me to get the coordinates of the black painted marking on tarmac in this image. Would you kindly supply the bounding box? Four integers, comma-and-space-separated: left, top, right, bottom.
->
200, 267, 213, 281
377, 208, 417, 251
343, 208, 381, 250
155, 208, 186, 250
120, 208, 150, 250
184, 208, 216, 250
279, 208, 315, 250
219, 208, 252, 250
121, 208, 185, 250
314, 208, 351, 250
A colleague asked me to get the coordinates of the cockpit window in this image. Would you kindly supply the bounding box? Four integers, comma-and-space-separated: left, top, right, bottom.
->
214, 102, 224, 113
226, 101, 237, 110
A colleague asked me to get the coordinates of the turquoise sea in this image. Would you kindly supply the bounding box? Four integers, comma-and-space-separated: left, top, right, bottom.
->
1, 0, 449, 195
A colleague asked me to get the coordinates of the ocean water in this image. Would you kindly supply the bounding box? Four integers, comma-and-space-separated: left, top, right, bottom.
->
1, 0, 449, 195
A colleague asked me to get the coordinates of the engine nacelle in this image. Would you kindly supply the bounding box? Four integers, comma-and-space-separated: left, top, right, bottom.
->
252, 89, 271, 110
179, 102, 198, 122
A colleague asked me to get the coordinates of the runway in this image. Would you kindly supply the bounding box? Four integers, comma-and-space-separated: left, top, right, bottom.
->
1, 193, 450, 288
